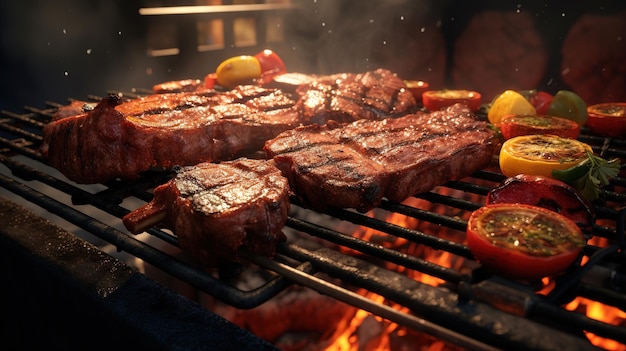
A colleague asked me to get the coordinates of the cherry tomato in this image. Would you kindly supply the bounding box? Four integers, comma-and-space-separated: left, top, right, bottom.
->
499, 135, 592, 178
254, 49, 287, 85
204, 73, 217, 89
547, 90, 587, 127
466, 203, 585, 280
486, 174, 594, 228
422, 89, 482, 112
585, 102, 626, 138
499, 114, 580, 140
528, 91, 553, 115
488, 90, 536, 126
403, 80, 429, 102
215, 55, 262, 89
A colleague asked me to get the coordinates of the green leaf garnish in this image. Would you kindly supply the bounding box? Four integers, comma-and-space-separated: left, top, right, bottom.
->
552, 150, 621, 201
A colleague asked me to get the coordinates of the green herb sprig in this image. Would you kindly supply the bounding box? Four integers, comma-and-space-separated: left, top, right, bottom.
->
552, 150, 621, 201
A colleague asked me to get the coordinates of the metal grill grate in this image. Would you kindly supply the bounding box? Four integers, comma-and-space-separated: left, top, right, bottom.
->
1, 93, 625, 351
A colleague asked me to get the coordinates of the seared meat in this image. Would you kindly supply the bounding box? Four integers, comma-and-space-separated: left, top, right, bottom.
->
41, 69, 418, 184
40, 85, 300, 183
264, 103, 498, 212
122, 158, 290, 267
51, 100, 95, 121
152, 78, 204, 94
269, 68, 417, 124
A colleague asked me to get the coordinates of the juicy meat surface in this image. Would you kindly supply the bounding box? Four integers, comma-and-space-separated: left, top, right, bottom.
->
152, 78, 204, 94
41, 69, 418, 184
272, 68, 417, 124
264, 103, 498, 212
40, 85, 300, 183
122, 158, 290, 267
51, 100, 95, 121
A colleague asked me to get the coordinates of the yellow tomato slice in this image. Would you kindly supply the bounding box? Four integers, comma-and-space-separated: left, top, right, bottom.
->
499, 135, 592, 178
215, 55, 262, 89
488, 90, 536, 125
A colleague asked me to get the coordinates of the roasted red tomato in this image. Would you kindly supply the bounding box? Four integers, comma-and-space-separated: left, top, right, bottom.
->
585, 102, 626, 138
422, 89, 482, 112
204, 72, 217, 89
499, 114, 580, 140
466, 203, 586, 280
254, 49, 287, 85
486, 174, 594, 228
403, 80, 429, 102
528, 91, 553, 115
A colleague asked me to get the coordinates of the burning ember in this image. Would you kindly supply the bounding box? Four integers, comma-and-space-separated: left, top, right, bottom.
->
207, 185, 626, 351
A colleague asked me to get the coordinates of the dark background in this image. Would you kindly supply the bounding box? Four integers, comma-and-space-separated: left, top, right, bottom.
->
1, 0, 625, 112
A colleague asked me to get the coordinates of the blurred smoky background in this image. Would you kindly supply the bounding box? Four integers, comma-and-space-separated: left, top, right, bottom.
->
1, 0, 625, 112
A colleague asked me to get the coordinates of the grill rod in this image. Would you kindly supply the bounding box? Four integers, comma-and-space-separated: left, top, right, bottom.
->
0, 172, 293, 309
242, 250, 501, 351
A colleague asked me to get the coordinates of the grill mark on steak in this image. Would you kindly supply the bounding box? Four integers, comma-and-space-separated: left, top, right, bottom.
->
122, 158, 290, 267
292, 68, 417, 124
265, 103, 498, 212
41, 69, 419, 184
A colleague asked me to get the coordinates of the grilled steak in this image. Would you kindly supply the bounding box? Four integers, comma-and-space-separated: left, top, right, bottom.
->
40, 69, 417, 184
40, 85, 300, 183
51, 100, 95, 121
122, 158, 290, 267
268, 68, 417, 124
264, 103, 498, 212
152, 78, 204, 94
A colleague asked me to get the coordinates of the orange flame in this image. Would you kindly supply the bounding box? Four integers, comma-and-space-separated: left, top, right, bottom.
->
324, 186, 625, 351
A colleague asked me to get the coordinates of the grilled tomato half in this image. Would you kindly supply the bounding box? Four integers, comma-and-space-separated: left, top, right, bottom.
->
486, 174, 594, 228
499, 114, 580, 140
422, 89, 482, 112
499, 135, 592, 178
488, 90, 537, 126
466, 203, 585, 280
546, 90, 587, 127
404, 80, 429, 102
585, 102, 626, 138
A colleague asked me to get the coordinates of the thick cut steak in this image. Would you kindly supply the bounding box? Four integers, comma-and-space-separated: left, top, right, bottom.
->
269, 68, 417, 124
122, 158, 290, 267
264, 103, 498, 212
40, 85, 299, 183
41, 69, 417, 184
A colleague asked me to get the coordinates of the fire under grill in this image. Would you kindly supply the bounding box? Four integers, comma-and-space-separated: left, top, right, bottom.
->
1, 91, 625, 351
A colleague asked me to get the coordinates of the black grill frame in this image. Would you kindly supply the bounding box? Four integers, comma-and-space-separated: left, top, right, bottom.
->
1, 93, 625, 351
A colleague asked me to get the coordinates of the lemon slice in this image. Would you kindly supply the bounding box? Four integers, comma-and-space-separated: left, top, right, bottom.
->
488, 90, 537, 125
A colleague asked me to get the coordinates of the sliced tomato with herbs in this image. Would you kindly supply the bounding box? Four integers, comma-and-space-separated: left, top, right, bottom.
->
499, 135, 592, 178
528, 91, 553, 115
486, 174, 594, 228
499, 114, 580, 140
585, 102, 626, 138
466, 203, 586, 280
422, 89, 482, 112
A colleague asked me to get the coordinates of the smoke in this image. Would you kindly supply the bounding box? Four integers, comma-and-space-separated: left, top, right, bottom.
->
282, 0, 446, 77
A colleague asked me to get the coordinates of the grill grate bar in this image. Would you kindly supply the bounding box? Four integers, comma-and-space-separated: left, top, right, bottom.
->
0, 171, 297, 309
285, 215, 467, 284
1, 99, 626, 350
